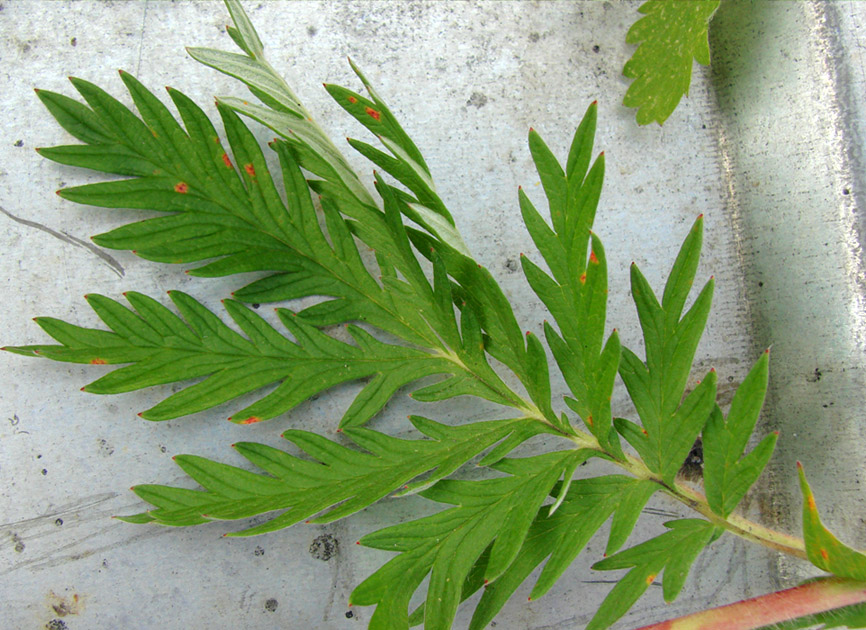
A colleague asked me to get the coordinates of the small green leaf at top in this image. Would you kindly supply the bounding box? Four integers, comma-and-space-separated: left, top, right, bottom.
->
623, 0, 721, 125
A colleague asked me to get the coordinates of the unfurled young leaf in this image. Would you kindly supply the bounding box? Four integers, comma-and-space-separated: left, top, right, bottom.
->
703, 349, 778, 517
617, 216, 717, 484
119, 416, 546, 536
623, 0, 721, 125
799, 463, 866, 581
588, 519, 722, 630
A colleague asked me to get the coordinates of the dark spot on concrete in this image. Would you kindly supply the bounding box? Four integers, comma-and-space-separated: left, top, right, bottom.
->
309, 533, 338, 561
528, 32, 540, 43
159, 445, 167, 453
251, 303, 260, 309
592, 44, 600, 53
758, 281, 764, 287
345, 610, 354, 618
46, 621, 67, 630
13, 533, 25, 553
806, 368, 822, 383
843, 187, 850, 195
55, 518, 63, 526
70, 37, 77, 47
37, 454, 42, 459
19, 41, 31, 54
13, 140, 23, 147
42, 468, 48, 476
306, 25, 317, 37
264, 598, 278, 612
504, 258, 518, 273
466, 92, 488, 109
254, 546, 264, 556
823, 401, 835, 408
98, 438, 114, 456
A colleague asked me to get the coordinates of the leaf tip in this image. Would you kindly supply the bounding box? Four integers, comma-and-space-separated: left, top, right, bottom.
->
773, 430, 780, 436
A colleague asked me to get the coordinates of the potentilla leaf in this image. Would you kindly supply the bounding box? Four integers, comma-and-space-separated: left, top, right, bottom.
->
587, 519, 722, 630
6, 291, 471, 425
618, 216, 716, 484
119, 416, 538, 535
622, 0, 721, 125
703, 350, 778, 517
798, 464, 866, 581
36, 76, 475, 352
350, 451, 590, 630
520, 106, 620, 451
468, 476, 658, 630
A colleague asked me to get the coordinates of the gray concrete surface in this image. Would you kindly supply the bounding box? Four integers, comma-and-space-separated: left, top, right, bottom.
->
1, 1, 865, 629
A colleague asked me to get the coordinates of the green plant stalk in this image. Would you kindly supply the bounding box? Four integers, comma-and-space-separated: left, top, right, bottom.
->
438, 341, 808, 561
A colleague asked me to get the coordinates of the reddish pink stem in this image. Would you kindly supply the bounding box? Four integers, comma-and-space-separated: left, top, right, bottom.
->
636, 577, 866, 630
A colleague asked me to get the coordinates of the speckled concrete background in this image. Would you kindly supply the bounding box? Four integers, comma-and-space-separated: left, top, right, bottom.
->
1, 1, 865, 629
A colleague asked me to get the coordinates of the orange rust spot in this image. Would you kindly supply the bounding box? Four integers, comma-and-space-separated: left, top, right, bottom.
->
579, 272, 587, 285
586, 415, 593, 427
641, 428, 648, 436
590, 251, 599, 264
212, 136, 220, 143
821, 548, 829, 561
244, 163, 256, 177
348, 96, 358, 104
365, 106, 382, 121
174, 182, 188, 194
90, 358, 107, 365
646, 573, 657, 585
221, 153, 233, 168
808, 495, 817, 510
239, 416, 263, 425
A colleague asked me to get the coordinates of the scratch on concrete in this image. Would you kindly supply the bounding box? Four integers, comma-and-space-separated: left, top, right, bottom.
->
0, 206, 125, 278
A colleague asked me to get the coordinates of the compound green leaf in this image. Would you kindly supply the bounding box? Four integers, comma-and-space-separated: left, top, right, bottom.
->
703, 350, 777, 517
588, 519, 722, 630
120, 416, 533, 535
618, 216, 716, 483
623, 0, 721, 125
468, 476, 658, 630
350, 450, 589, 630
5, 291, 462, 425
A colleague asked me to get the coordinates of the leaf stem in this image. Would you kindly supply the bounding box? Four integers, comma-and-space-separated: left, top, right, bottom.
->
596, 446, 808, 560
